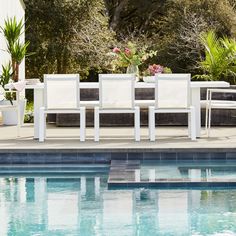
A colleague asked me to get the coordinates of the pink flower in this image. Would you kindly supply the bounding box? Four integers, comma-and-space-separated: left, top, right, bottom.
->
148, 64, 164, 75
125, 48, 132, 56
113, 47, 121, 53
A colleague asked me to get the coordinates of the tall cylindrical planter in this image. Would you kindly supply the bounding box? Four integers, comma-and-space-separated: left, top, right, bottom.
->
0, 99, 26, 125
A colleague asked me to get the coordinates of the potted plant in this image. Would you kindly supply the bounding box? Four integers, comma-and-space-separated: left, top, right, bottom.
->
142, 64, 172, 82
0, 17, 32, 125
112, 42, 156, 81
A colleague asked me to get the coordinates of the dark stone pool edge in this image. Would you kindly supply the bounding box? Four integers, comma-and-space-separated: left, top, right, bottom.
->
108, 182, 236, 189
0, 149, 235, 164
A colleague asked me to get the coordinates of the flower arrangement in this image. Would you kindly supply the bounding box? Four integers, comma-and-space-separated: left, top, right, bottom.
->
143, 64, 172, 76
112, 42, 157, 68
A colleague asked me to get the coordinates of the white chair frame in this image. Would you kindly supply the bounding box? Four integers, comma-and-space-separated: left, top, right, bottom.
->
149, 74, 196, 141
39, 74, 85, 142
94, 74, 140, 141
0, 90, 20, 137
205, 88, 236, 137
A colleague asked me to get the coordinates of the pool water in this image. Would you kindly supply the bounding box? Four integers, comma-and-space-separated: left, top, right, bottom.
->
140, 161, 236, 181
0, 170, 236, 235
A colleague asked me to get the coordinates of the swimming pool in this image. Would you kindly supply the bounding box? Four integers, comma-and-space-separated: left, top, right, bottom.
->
0, 166, 236, 236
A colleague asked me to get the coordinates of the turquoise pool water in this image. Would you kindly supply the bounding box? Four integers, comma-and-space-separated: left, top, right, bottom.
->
0, 168, 236, 235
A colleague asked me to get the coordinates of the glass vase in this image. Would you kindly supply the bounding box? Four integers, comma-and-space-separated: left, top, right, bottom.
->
126, 64, 139, 81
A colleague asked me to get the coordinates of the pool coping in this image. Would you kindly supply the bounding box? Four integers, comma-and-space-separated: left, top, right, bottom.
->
0, 147, 236, 153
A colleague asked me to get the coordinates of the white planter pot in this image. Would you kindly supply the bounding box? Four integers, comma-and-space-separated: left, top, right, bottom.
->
0, 99, 26, 125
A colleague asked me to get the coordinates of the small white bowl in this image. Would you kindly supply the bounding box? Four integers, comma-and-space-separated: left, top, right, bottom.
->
143, 76, 155, 83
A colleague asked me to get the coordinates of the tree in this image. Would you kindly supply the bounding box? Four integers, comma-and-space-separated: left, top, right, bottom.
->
25, 0, 114, 79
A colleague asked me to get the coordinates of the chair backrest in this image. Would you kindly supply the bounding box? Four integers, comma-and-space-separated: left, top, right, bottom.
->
155, 74, 191, 109
99, 74, 135, 109
44, 74, 80, 110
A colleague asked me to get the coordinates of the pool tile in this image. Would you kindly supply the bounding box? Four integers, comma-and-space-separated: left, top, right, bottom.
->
210, 153, 226, 160
128, 153, 143, 160
77, 153, 95, 164
61, 153, 78, 163
0, 153, 11, 164
10, 153, 29, 164
177, 152, 194, 160
40, 153, 62, 164
94, 153, 111, 164
193, 153, 211, 160
227, 152, 236, 160
161, 153, 177, 161
29, 153, 46, 164
143, 152, 161, 160
111, 153, 127, 160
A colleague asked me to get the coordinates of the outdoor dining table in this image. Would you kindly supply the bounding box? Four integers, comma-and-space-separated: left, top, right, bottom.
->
11, 81, 230, 139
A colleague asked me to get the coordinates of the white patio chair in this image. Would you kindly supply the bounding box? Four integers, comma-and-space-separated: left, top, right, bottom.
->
39, 74, 85, 142
149, 73, 196, 141
94, 74, 140, 141
205, 88, 236, 137
0, 90, 20, 137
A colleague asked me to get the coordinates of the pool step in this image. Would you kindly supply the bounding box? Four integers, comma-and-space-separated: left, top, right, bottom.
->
0, 164, 109, 176
108, 160, 236, 189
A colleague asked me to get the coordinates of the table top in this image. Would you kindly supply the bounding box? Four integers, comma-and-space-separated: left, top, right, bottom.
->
5, 81, 230, 89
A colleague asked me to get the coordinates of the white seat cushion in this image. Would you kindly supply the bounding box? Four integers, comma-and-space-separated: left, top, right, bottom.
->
80, 100, 155, 109
135, 100, 155, 108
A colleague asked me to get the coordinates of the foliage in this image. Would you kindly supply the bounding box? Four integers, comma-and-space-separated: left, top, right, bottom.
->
1, 17, 31, 82
0, 17, 23, 47
25, 0, 114, 80
111, 42, 156, 69
194, 31, 236, 83
24, 0, 236, 84
71, 0, 116, 78
24, 101, 34, 123
0, 63, 13, 88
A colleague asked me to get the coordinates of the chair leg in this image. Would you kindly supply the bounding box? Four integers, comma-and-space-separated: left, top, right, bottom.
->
94, 107, 100, 142
149, 106, 155, 141
134, 106, 140, 141
207, 92, 212, 137
80, 107, 86, 142
188, 113, 191, 138
205, 105, 209, 133
190, 107, 196, 141
16, 107, 20, 137
208, 106, 212, 137
39, 107, 46, 142
205, 89, 209, 133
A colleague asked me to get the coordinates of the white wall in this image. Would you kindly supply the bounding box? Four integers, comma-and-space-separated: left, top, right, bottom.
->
0, 0, 25, 81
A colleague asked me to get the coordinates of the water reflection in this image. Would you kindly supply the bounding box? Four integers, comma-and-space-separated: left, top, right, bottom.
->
0, 176, 236, 235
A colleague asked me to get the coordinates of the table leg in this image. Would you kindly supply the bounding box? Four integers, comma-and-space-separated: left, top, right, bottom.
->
34, 88, 44, 139
191, 87, 201, 137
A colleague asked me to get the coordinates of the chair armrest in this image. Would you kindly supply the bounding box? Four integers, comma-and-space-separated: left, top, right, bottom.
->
207, 88, 236, 94
206, 88, 236, 105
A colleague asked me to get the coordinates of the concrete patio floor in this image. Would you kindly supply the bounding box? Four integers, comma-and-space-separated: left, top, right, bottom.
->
0, 124, 235, 151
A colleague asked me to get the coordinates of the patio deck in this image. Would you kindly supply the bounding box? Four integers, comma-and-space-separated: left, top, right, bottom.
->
0, 123, 235, 152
